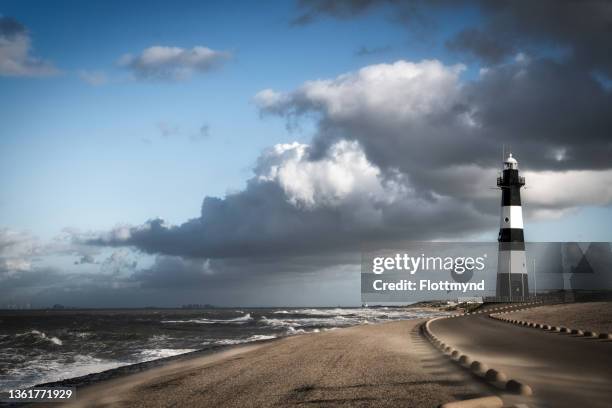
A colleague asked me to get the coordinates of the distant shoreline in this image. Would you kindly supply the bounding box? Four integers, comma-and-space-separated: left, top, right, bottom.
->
0, 303, 431, 312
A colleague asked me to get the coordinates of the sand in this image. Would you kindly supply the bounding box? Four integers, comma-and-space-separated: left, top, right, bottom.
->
508, 301, 612, 333
58, 319, 494, 408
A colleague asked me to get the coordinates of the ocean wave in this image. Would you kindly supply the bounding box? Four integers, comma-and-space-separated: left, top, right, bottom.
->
259, 315, 358, 329
286, 327, 320, 335
213, 334, 277, 345
0, 354, 123, 392
72, 331, 93, 339
162, 313, 254, 325
15, 330, 63, 346
138, 348, 197, 361
270, 307, 439, 321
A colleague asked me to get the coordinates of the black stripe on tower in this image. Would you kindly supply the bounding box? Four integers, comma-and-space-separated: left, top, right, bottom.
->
499, 168, 525, 206
502, 186, 522, 206
498, 241, 526, 251
498, 229, 524, 242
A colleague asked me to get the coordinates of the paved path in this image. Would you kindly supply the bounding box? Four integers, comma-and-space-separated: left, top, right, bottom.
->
431, 313, 612, 408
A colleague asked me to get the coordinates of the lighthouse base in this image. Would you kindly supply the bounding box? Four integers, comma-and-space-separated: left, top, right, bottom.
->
496, 273, 529, 301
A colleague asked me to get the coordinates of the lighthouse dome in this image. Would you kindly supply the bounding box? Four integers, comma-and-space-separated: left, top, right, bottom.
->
504, 153, 518, 169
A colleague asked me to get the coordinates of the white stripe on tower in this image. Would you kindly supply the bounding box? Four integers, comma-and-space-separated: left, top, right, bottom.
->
500, 206, 523, 229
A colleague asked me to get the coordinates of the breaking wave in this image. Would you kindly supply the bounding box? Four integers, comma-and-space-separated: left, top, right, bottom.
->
15, 330, 63, 346
162, 313, 254, 324
212, 334, 277, 345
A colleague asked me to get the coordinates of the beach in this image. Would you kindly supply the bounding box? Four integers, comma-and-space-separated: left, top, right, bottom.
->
59, 319, 491, 408
506, 301, 612, 333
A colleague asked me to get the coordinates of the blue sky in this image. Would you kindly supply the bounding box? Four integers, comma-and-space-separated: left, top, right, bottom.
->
1, 0, 611, 306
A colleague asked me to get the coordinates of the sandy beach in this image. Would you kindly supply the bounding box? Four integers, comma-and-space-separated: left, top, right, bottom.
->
507, 301, 612, 333
58, 319, 493, 408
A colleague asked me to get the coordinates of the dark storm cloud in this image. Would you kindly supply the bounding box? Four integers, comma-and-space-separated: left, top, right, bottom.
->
292, 0, 387, 25
448, 1, 612, 74
0, 16, 26, 39
445, 28, 513, 63
89, 177, 490, 259
130, 253, 356, 289
295, 0, 612, 74
463, 59, 612, 170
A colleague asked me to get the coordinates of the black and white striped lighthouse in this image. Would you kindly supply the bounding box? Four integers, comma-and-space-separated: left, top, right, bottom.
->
496, 153, 528, 300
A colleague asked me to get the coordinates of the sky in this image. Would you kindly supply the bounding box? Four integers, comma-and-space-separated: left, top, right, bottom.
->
1, 0, 611, 307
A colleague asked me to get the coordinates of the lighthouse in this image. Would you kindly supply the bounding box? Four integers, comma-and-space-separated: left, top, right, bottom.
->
496, 153, 528, 300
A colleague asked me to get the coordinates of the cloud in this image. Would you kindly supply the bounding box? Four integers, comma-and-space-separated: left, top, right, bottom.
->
523, 170, 612, 219
157, 121, 180, 138
154, 121, 211, 142
255, 57, 612, 214
131, 255, 213, 289
292, 0, 392, 25
294, 1, 612, 77
0, 16, 58, 77
118, 45, 231, 81
77, 70, 108, 86
446, 27, 514, 63
100, 250, 138, 276
74, 254, 97, 265
257, 58, 612, 174
355, 45, 392, 56
255, 59, 464, 125
88, 54, 612, 262
447, 1, 612, 74
191, 124, 210, 142
87, 137, 490, 259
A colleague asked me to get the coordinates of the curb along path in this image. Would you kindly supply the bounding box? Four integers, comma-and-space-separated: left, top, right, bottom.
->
421, 304, 545, 408
489, 309, 612, 341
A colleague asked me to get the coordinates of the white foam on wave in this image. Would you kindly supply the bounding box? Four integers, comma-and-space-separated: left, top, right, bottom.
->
162, 313, 253, 324
138, 348, 197, 361
259, 315, 358, 329
1, 354, 123, 392
286, 327, 321, 335
260, 307, 447, 332
270, 307, 442, 321
213, 334, 277, 345
16, 330, 63, 346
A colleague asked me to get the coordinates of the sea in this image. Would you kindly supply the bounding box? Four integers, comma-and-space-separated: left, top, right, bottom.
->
0, 306, 445, 391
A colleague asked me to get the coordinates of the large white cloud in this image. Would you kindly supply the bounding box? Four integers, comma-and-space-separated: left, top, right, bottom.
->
255, 59, 465, 123
255, 140, 406, 208
256, 58, 612, 218
118, 45, 231, 81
